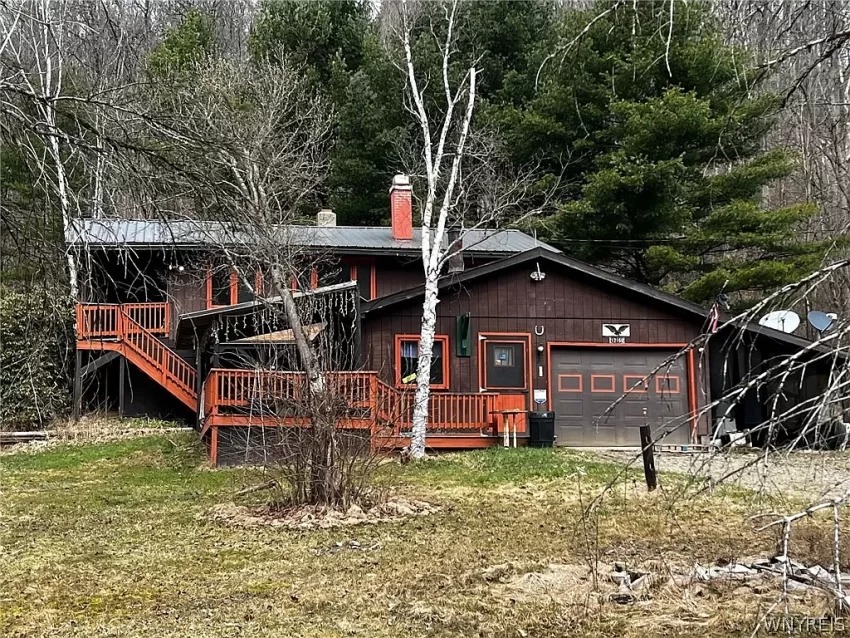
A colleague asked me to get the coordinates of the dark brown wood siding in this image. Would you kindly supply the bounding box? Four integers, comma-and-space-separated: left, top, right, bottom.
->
167, 269, 207, 339
373, 255, 504, 299
374, 258, 423, 298
362, 263, 709, 434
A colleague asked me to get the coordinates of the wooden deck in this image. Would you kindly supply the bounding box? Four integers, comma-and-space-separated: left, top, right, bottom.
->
75, 303, 528, 465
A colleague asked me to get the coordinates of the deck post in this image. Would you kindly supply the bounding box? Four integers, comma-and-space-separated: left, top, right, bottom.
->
118, 355, 126, 418
73, 348, 82, 421
210, 426, 219, 467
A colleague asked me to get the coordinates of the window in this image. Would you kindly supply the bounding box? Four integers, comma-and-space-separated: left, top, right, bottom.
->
493, 345, 515, 367
624, 375, 648, 393
206, 266, 262, 308
590, 374, 616, 393
656, 375, 681, 394
395, 334, 449, 389
210, 268, 232, 307
347, 259, 376, 300
557, 374, 583, 393
235, 277, 253, 304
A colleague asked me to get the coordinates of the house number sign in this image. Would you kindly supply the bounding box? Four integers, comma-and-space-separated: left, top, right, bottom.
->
602, 323, 630, 343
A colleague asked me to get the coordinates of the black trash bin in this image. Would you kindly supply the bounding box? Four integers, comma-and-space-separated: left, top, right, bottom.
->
529, 411, 556, 448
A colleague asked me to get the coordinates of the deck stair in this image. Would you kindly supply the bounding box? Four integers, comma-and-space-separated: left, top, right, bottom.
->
76, 303, 197, 411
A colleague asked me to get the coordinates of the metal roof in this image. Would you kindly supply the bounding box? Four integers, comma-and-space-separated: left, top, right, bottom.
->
65, 218, 559, 256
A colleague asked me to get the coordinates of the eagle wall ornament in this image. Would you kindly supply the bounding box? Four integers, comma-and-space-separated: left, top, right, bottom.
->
602, 323, 630, 338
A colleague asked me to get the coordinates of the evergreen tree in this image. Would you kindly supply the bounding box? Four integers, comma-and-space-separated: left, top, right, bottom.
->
494, 0, 825, 304
326, 34, 409, 225
147, 10, 216, 78
249, 0, 369, 83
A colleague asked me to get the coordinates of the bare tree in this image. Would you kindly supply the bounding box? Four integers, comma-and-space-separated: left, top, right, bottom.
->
114, 55, 384, 505
716, 1, 850, 314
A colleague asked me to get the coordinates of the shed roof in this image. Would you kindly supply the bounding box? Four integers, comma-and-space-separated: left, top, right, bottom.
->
65, 218, 558, 257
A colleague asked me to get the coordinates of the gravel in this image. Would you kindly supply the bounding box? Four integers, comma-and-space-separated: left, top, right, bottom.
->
591, 448, 850, 501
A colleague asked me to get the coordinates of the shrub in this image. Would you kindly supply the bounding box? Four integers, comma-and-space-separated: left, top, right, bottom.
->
0, 287, 73, 430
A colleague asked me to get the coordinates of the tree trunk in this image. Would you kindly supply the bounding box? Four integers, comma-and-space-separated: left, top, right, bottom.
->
410, 275, 440, 458
270, 265, 325, 396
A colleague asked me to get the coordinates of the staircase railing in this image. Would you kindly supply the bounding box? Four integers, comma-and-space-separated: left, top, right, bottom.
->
75, 303, 195, 410
120, 312, 196, 407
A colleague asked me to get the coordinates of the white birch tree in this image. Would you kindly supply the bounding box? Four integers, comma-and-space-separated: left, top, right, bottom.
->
396, 0, 552, 458
400, 0, 476, 459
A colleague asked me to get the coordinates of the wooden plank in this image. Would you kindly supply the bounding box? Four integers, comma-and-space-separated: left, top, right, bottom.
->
375, 435, 501, 450
119, 355, 126, 418
79, 351, 120, 376
73, 349, 82, 421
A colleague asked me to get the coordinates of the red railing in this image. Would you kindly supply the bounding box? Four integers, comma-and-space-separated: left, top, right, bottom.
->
122, 313, 195, 403
390, 390, 497, 431
75, 303, 195, 410
204, 368, 497, 433
207, 370, 374, 414
76, 303, 171, 338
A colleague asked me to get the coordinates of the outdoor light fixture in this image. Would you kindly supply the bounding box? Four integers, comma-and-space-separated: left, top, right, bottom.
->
529, 262, 545, 281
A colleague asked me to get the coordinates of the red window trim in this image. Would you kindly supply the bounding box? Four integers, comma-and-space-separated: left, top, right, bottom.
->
590, 374, 616, 393
206, 266, 264, 309
348, 258, 377, 300
655, 374, 681, 394
623, 374, 648, 393
394, 334, 450, 390
557, 373, 583, 393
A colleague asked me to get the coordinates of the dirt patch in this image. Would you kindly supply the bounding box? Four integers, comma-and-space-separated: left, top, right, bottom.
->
207, 497, 439, 530
487, 559, 837, 613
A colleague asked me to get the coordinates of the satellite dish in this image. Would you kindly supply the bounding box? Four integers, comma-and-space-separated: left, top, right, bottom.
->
758, 310, 800, 333
807, 310, 834, 333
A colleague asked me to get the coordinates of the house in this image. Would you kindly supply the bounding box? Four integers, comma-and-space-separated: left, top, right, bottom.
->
68, 177, 837, 464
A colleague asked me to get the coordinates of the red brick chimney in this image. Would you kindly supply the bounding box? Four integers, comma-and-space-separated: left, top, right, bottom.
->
390, 174, 413, 240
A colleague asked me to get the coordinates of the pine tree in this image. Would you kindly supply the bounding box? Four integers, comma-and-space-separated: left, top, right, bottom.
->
494, 0, 826, 305
147, 10, 216, 78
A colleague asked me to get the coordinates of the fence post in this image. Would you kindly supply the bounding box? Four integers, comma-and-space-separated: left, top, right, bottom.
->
639, 419, 657, 492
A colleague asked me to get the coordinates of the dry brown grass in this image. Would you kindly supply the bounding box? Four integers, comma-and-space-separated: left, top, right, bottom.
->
0, 431, 845, 637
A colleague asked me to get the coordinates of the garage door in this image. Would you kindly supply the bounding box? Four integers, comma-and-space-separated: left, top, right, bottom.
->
550, 348, 691, 446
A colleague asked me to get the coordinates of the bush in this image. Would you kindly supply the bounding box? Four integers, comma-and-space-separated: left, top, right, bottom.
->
0, 287, 73, 430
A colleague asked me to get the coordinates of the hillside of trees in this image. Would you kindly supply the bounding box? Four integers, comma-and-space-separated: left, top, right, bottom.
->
2, 0, 850, 425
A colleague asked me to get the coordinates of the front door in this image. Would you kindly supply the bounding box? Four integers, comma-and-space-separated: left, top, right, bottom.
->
479, 334, 532, 433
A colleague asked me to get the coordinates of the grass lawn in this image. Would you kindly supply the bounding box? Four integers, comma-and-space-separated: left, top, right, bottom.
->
0, 433, 838, 637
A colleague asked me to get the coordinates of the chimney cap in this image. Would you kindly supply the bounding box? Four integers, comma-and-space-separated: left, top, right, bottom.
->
317, 209, 336, 227
391, 174, 411, 189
